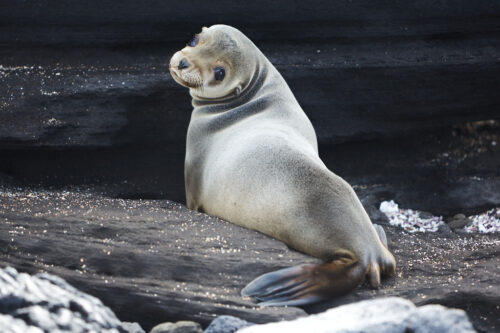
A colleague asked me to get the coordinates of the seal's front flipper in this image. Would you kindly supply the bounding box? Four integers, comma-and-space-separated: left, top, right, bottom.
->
241, 250, 365, 306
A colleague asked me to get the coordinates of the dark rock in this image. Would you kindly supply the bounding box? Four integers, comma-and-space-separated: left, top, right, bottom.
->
150, 321, 202, 333
0, 3, 498, 332
0, 266, 139, 332
447, 214, 471, 230
0, 2, 499, 211
419, 211, 434, 219
0, 187, 308, 331
0, 187, 498, 332
437, 223, 453, 234
1, 1, 499, 46
203, 316, 253, 333
360, 194, 390, 225
238, 297, 476, 333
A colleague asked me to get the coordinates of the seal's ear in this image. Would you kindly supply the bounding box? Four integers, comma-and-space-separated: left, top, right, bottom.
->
235, 85, 242, 96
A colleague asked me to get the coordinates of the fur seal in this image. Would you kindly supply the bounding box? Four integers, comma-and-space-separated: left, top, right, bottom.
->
169, 24, 396, 306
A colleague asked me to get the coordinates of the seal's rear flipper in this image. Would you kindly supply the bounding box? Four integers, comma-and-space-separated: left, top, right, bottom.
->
373, 224, 388, 248
241, 250, 365, 306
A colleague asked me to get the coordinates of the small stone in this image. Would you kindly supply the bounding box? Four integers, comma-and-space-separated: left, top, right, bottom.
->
437, 222, 452, 234
379, 200, 444, 233
379, 200, 399, 214
122, 322, 146, 333
150, 320, 202, 333
419, 211, 434, 219
447, 215, 470, 230
365, 205, 389, 225
204, 315, 253, 333
454, 227, 468, 234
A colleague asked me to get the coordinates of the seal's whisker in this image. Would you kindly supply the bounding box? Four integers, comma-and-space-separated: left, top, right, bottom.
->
196, 76, 204, 91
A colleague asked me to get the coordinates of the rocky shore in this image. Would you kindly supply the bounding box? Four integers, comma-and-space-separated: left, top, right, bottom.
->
0, 265, 477, 333
1, 1, 499, 332
0, 185, 498, 332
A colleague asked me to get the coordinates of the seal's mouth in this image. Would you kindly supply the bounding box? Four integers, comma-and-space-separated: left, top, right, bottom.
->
169, 67, 186, 87
169, 64, 203, 90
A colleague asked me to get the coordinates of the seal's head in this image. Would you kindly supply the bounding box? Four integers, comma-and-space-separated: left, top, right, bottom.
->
169, 25, 258, 100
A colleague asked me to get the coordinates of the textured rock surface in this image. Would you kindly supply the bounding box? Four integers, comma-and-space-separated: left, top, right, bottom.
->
122, 322, 146, 333
150, 321, 202, 333
203, 316, 253, 333
0, 186, 498, 332
2, 1, 499, 45
0, 314, 43, 333
0, 187, 308, 331
238, 297, 476, 333
0, 266, 144, 333
0, 3, 498, 332
1, 1, 499, 207
448, 214, 472, 231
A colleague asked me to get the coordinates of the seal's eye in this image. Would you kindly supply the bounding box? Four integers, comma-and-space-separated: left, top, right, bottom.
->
214, 67, 225, 81
187, 35, 199, 47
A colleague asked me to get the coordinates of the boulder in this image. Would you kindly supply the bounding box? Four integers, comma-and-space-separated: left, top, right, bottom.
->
150, 321, 202, 333
238, 297, 475, 333
0, 266, 144, 333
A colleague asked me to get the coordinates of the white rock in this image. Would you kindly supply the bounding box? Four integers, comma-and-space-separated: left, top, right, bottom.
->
0, 267, 143, 333
0, 314, 44, 333
379, 200, 399, 214
379, 200, 444, 233
150, 320, 202, 333
237, 297, 475, 333
465, 208, 500, 233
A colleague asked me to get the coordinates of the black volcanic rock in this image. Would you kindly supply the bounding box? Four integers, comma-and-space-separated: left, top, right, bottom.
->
0, 186, 498, 332
0, 1, 499, 208
0, 187, 309, 331
0, 0, 499, 46
1, 38, 498, 148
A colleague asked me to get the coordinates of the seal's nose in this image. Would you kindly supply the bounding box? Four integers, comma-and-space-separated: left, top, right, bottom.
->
178, 58, 189, 70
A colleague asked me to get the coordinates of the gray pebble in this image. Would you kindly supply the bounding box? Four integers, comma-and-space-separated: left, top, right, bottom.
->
204, 315, 253, 333
122, 322, 146, 333
438, 222, 452, 233
447, 214, 470, 230
150, 320, 202, 333
419, 211, 434, 219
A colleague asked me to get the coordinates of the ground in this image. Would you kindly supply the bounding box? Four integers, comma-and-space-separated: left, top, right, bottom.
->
0, 185, 498, 332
